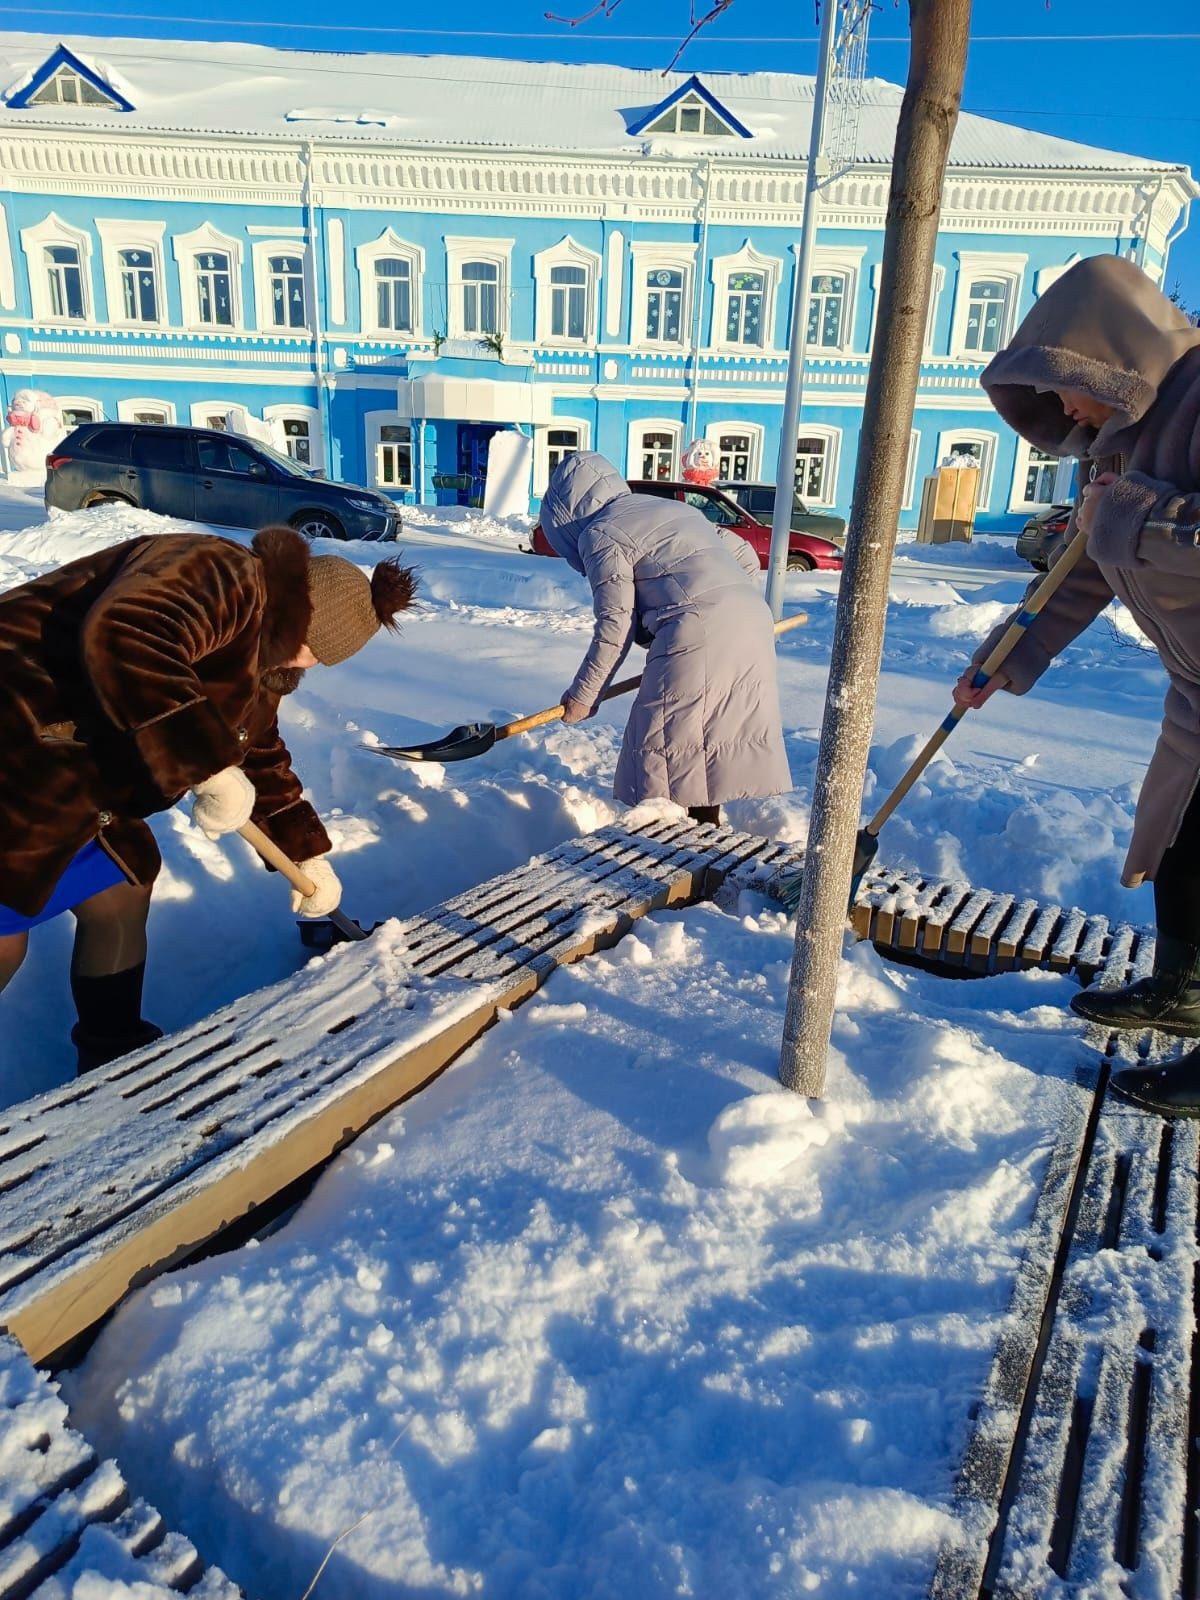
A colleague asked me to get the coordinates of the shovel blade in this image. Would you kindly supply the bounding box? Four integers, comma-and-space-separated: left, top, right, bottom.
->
371, 722, 500, 764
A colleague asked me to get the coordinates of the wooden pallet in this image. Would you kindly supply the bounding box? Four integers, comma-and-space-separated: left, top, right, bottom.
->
0, 1332, 241, 1599
928, 925, 1199, 1599
0, 816, 767, 1368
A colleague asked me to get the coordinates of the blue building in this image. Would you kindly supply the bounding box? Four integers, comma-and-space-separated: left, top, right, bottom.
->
0, 33, 1194, 528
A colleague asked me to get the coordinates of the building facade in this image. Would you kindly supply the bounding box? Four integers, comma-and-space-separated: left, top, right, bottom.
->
0, 36, 1194, 528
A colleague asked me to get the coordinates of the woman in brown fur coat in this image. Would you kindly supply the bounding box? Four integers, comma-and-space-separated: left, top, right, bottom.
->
952, 255, 1200, 1114
0, 523, 414, 1073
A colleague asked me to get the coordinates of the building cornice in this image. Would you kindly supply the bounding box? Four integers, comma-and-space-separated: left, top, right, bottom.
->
0, 129, 1189, 239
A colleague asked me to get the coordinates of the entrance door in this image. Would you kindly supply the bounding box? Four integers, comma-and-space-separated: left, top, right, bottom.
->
457, 423, 503, 506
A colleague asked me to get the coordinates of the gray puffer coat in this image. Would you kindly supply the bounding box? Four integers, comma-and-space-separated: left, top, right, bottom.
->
540, 452, 792, 807
977, 254, 1200, 886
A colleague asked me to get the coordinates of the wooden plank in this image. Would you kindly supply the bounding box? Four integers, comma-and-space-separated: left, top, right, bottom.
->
970, 893, 1015, 964
921, 883, 973, 957
995, 900, 1042, 965
944, 888, 994, 959
0, 825, 744, 1366
1020, 905, 1063, 965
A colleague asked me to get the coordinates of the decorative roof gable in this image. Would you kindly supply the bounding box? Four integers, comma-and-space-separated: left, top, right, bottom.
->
7, 43, 133, 111
628, 74, 751, 140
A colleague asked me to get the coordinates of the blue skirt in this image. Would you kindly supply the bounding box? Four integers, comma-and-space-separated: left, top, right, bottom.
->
0, 839, 127, 935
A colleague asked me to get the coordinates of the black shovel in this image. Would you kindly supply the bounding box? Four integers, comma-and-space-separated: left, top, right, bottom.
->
373, 612, 810, 764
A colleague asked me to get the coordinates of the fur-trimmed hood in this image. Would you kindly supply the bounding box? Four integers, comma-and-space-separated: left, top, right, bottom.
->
981, 256, 1200, 458
252, 524, 312, 670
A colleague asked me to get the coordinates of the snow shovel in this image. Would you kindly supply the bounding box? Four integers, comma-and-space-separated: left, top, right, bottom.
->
780, 525, 1091, 912
373, 611, 810, 764
239, 820, 372, 944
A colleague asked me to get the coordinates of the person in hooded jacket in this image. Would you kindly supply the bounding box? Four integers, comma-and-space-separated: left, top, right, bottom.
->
951, 254, 1200, 1115
539, 451, 791, 826
0, 525, 416, 1075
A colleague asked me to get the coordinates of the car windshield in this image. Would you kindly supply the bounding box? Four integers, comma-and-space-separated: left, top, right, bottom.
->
252, 440, 318, 478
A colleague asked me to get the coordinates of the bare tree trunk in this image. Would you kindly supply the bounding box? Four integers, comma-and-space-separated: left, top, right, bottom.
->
779, 0, 973, 1097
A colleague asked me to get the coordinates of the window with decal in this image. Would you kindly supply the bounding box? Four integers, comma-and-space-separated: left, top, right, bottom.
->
807, 272, 847, 348
963, 279, 1008, 354
795, 436, 830, 501
646, 269, 684, 343
725, 270, 764, 346
195, 251, 234, 327
268, 254, 306, 329
640, 431, 676, 481
283, 417, 312, 466
118, 248, 158, 323
717, 432, 753, 483
45, 244, 85, 320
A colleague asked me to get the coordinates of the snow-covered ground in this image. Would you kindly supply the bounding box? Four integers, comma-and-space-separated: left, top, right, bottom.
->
0, 490, 1162, 1597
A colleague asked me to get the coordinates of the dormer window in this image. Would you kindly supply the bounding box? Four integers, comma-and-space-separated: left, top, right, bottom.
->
7, 46, 133, 111
628, 74, 751, 141
645, 94, 735, 137
29, 67, 119, 107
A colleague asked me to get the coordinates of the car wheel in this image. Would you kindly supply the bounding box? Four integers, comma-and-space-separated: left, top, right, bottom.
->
786, 552, 816, 572
290, 510, 343, 542
83, 491, 134, 508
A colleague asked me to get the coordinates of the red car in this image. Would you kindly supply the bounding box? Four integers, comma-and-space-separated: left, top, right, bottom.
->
531, 479, 844, 572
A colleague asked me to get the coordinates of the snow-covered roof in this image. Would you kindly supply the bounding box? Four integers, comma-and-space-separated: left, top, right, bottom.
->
0, 30, 1186, 177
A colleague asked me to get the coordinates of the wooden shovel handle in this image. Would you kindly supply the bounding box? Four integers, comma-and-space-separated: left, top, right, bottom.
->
864, 527, 1089, 838
498, 609, 809, 741
239, 820, 317, 897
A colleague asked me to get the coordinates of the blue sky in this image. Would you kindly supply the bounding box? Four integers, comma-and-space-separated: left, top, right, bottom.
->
7, 0, 1200, 295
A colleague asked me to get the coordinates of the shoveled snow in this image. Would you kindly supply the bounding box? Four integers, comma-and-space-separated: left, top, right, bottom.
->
0, 496, 1161, 1597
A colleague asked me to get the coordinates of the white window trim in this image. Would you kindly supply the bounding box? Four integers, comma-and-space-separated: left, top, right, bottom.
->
628, 418, 684, 481
902, 428, 921, 510
263, 402, 325, 472
355, 227, 425, 339
190, 401, 238, 430
95, 218, 167, 330
117, 397, 176, 425
533, 236, 601, 348
630, 241, 697, 352
251, 238, 310, 335
534, 417, 591, 497
948, 251, 1027, 361
797, 244, 867, 354
936, 427, 998, 511
1035, 254, 1083, 299
20, 213, 94, 324
56, 395, 103, 424
710, 241, 781, 354
173, 223, 244, 333
1008, 437, 1062, 514
364, 409, 415, 492
444, 236, 515, 342
704, 419, 764, 483
793, 424, 842, 508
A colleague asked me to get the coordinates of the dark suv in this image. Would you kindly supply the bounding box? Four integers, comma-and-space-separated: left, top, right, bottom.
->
45, 423, 401, 542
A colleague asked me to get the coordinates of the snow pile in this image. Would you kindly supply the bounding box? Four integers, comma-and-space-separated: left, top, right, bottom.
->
0, 487, 1163, 1596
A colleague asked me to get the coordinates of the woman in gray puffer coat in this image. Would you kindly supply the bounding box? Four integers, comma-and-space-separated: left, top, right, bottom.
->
540, 451, 791, 823
951, 254, 1200, 1114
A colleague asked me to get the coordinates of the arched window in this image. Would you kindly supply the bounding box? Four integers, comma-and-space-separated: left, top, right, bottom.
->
118, 247, 158, 323
375, 258, 413, 333
196, 251, 234, 327
268, 254, 306, 329
45, 244, 84, 320
462, 261, 499, 335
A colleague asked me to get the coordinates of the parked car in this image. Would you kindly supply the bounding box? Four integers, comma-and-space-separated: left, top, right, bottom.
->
1015, 502, 1073, 570
531, 478, 844, 573
716, 480, 846, 544
45, 422, 402, 542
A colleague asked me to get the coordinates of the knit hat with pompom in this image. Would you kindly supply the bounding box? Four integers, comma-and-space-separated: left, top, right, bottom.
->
306, 553, 418, 665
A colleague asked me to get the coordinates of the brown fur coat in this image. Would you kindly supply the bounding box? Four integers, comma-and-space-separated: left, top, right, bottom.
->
0, 526, 332, 916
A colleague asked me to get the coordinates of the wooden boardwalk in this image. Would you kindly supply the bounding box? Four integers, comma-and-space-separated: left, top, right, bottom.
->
0, 817, 1190, 1598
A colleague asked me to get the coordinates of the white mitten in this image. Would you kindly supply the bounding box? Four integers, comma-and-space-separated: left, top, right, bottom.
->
190, 766, 256, 839
289, 856, 342, 917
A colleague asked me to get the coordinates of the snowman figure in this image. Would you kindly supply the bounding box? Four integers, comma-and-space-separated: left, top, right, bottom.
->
3, 389, 67, 480
681, 437, 719, 487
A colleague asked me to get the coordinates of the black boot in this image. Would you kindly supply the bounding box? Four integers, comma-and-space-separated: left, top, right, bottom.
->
1070, 935, 1200, 1036
1110, 1043, 1200, 1117
687, 805, 721, 828
70, 962, 163, 1075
